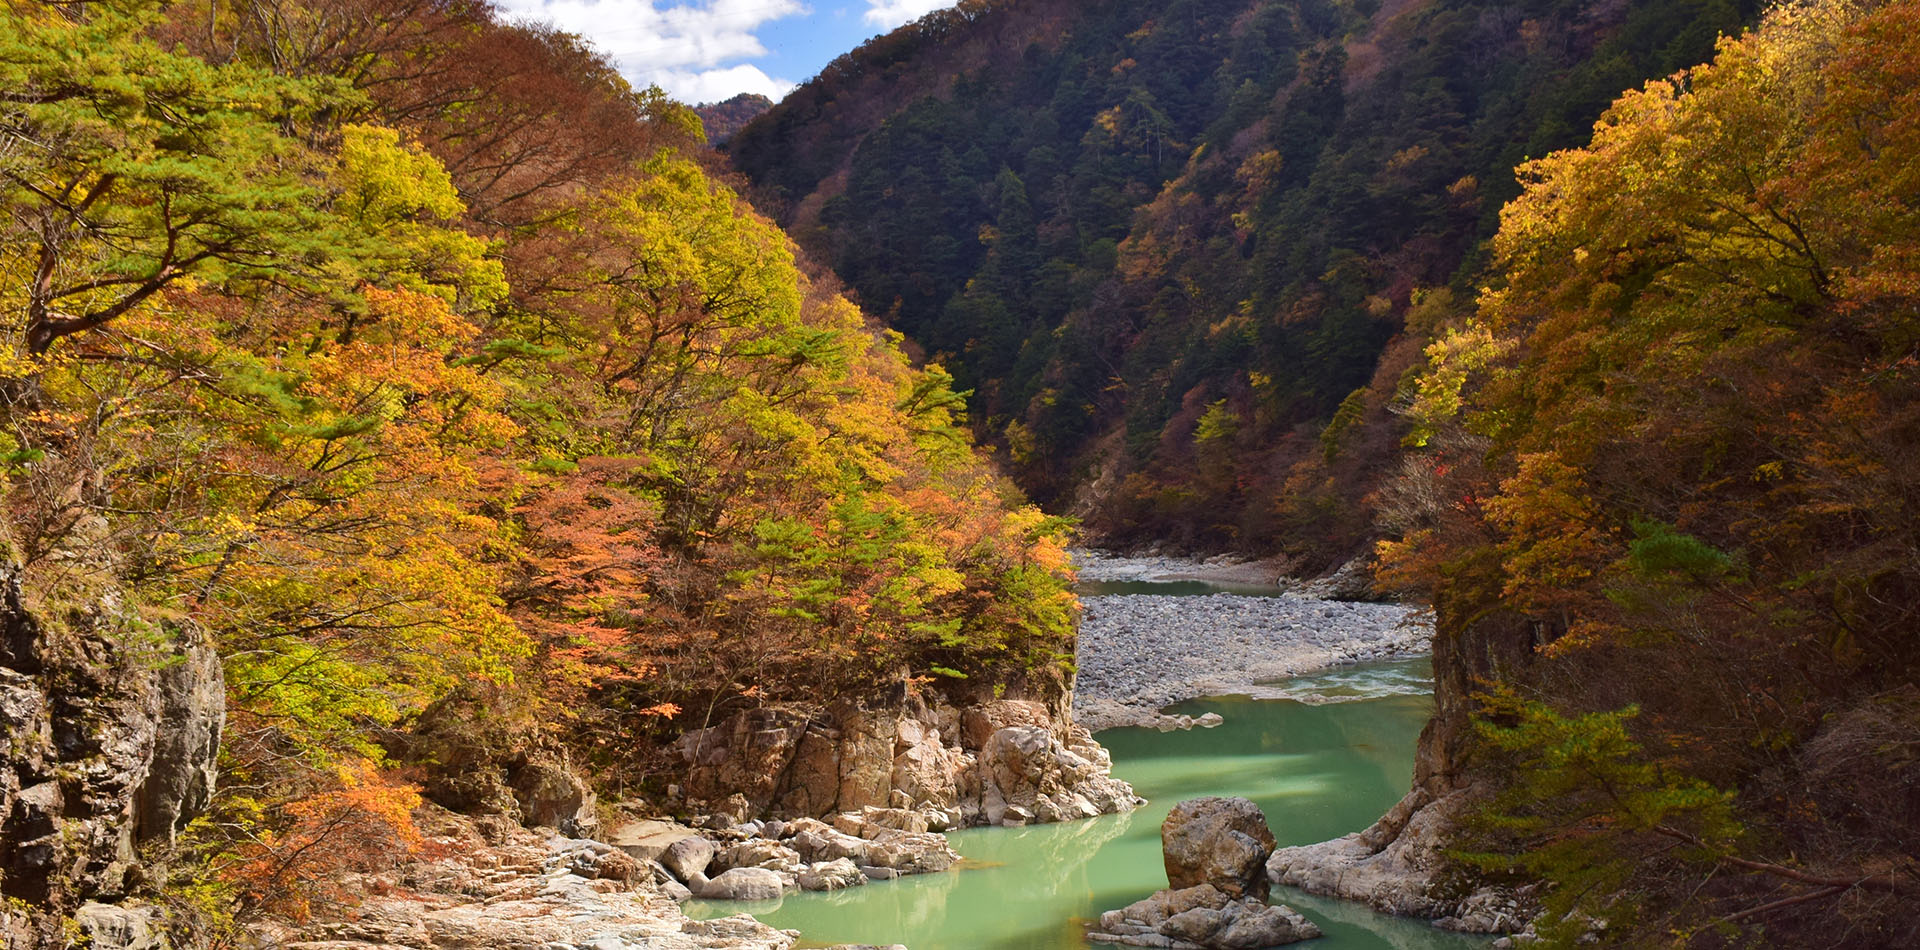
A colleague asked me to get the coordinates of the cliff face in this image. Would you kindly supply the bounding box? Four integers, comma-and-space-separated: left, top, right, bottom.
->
0, 565, 225, 949
670, 680, 1140, 829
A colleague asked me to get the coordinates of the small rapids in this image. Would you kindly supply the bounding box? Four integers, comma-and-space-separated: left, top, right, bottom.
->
1258, 656, 1438, 705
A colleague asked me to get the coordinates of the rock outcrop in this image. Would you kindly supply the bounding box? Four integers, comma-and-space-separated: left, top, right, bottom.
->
1279, 556, 1379, 602
1265, 787, 1531, 934
397, 687, 600, 837
1161, 797, 1277, 900
1088, 884, 1322, 949
0, 564, 225, 950
674, 694, 1139, 828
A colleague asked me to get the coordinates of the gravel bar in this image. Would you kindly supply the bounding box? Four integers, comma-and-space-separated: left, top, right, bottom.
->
1071, 591, 1432, 731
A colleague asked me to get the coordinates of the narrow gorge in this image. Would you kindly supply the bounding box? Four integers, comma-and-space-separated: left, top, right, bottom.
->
4, 0, 1916, 948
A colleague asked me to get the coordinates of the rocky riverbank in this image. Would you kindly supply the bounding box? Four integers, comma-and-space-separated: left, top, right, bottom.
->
1071, 550, 1297, 587
1070, 553, 1430, 730
250, 805, 911, 950
1072, 552, 1534, 936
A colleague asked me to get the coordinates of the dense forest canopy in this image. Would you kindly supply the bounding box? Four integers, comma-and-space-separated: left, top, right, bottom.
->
1, 0, 1072, 928
1378, 0, 1920, 943
730, 0, 1762, 563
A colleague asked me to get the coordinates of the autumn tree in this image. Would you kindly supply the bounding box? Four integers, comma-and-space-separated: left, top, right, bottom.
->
3, 0, 1082, 929
1382, 1, 1920, 942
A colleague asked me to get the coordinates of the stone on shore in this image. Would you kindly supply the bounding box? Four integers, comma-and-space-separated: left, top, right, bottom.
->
1087, 884, 1321, 949
609, 818, 701, 862
646, 810, 959, 900
1162, 797, 1277, 899
694, 867, 785, 901
251, 806, 801, 950
663, 835, 717, 881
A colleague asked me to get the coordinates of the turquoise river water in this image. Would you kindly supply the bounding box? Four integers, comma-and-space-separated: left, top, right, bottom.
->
687, 656, 1487, 950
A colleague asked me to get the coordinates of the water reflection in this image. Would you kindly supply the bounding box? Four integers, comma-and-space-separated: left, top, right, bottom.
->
689, 658, 1488, 949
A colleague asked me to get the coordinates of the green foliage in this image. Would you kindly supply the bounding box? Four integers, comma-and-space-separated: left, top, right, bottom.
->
1318, 388, 1368, 462
1192, 400, 1238, 445
1463, 691, 1741, 944
1, 2, 349, 352
1625, 520, 1737, 584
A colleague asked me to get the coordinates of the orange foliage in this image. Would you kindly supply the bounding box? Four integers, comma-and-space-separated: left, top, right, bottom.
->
226, 760, 423, 921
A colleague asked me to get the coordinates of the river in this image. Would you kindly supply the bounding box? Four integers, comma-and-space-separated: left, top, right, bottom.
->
687, 653, 1486, 949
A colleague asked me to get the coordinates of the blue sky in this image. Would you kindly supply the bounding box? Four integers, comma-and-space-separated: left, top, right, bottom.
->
490, 1, 953, 104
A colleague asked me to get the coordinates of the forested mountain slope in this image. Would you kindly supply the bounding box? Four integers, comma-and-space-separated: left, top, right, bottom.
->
729, 0, 1760, 563
693, 93, 775, 143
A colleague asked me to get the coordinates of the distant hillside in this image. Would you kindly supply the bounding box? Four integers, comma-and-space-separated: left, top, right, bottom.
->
727, 0, 1760, 563
694, 92, 774, 143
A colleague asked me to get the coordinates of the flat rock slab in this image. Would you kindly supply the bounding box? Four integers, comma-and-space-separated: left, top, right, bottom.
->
608, 819, 702, 863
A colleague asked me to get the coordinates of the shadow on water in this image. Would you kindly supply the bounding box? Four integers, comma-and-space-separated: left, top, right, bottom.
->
688, 656, 1490, 950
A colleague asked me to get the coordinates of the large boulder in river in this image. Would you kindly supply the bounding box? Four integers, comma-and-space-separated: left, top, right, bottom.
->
714, 838, 804, 874
797, 857, 867, 891
1087, 883, 1322, 949
862, 829, 958, 874
1162, 797, 1277, 899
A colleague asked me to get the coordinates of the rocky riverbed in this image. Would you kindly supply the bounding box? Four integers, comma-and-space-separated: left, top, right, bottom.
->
1070, 553, 1431, 730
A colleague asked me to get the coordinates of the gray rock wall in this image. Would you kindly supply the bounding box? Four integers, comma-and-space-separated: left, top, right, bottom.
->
0, 564, 225, 949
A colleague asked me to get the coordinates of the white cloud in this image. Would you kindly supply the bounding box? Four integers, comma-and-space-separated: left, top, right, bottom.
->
863, 0, 950, 28
656, 64, 797, 104
492, 0, 804, 102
